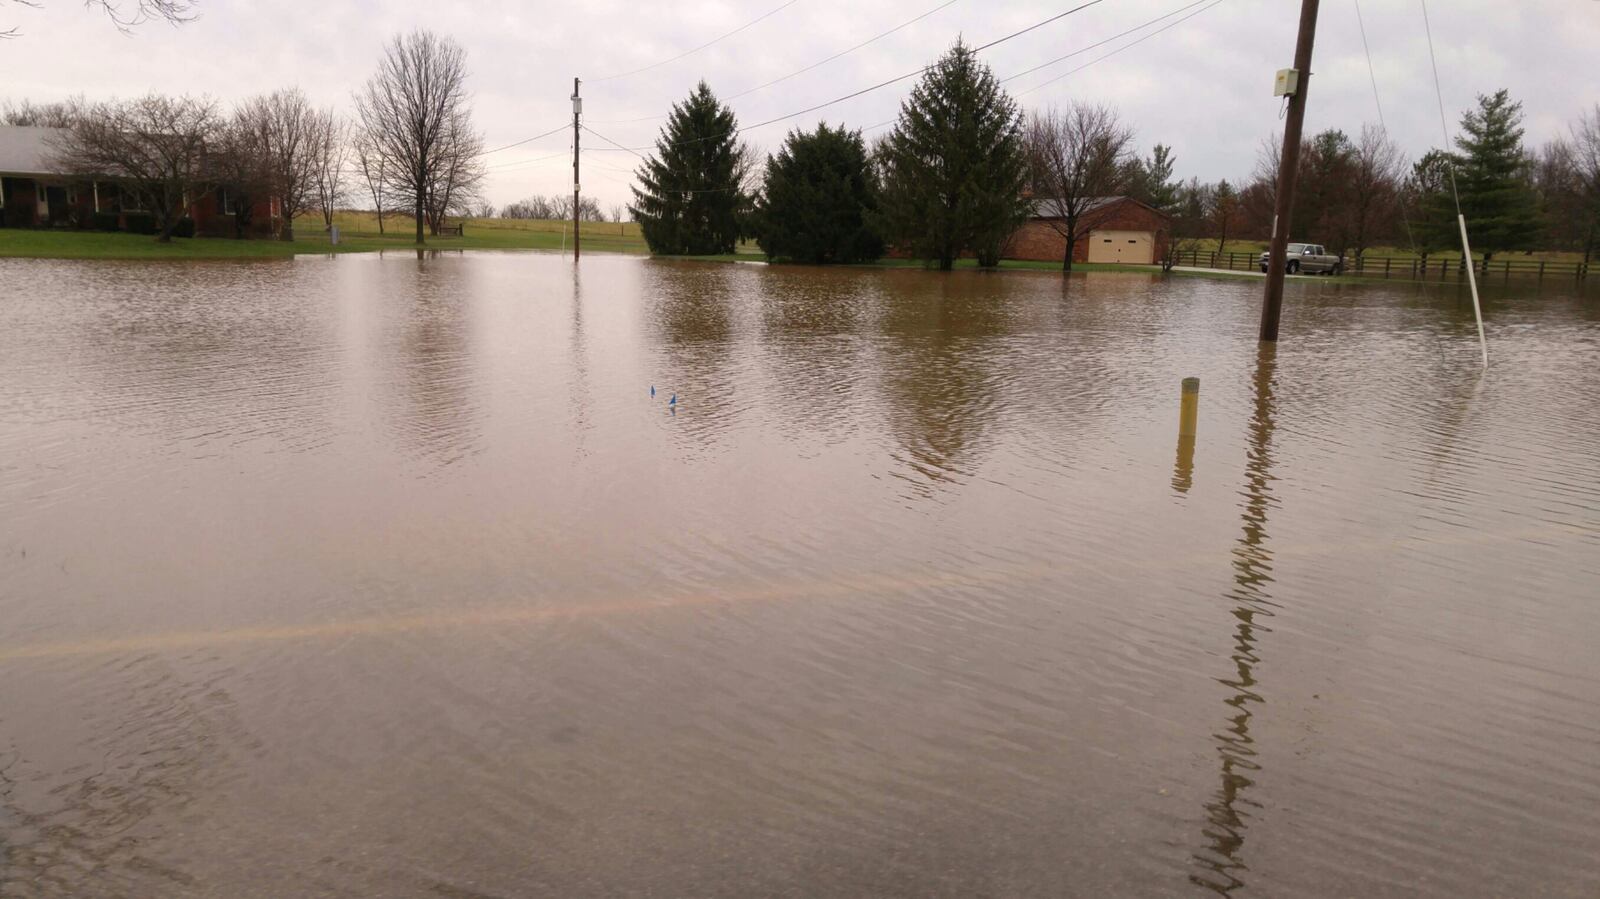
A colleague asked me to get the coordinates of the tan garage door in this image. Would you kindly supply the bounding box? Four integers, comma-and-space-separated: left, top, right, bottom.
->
1087, 230, 1154, 265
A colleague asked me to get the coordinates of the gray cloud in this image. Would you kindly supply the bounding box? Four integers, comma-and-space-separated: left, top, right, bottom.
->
5, 0, 1597, 209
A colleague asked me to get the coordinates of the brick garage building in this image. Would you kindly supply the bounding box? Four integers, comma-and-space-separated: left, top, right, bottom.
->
1005, 196, 1171, 265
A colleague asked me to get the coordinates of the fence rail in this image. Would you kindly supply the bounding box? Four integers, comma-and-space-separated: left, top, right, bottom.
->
1170, 249, 1592, 282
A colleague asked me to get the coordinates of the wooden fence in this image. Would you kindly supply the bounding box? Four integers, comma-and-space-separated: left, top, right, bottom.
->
1170, 249, 1592, 282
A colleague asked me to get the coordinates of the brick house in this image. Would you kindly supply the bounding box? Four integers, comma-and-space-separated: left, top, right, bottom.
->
0, 124, 279, 236
1005, 196, 1171, 265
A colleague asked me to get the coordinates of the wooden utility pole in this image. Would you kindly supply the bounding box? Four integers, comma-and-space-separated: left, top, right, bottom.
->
1260, 0, 1320, 342
572, 76, 582, 261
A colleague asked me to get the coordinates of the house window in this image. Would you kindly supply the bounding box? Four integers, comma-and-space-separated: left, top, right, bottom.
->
216, 188, 231, 214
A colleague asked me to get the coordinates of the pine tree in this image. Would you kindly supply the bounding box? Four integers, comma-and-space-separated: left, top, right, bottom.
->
876, 42, 1030, 270
630, 82, 753, 255
1127, 144, 1178, 213
754, 123, 883, 264
1419, 89, 1542, 262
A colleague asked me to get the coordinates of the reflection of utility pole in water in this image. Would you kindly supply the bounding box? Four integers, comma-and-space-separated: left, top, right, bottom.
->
1191, 344, 1279, 895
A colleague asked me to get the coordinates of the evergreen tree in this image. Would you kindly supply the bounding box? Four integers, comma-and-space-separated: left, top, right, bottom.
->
876, 42, 1030, 270
630, 82, 753, 255
754, 123, 883, 264
1407, 149, 1457, 257
1419, 89, 1542, 261
1127, 143, 1178, 213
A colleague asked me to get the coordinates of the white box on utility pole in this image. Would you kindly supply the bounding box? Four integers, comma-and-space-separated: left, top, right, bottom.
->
1273, 68, 1299, 97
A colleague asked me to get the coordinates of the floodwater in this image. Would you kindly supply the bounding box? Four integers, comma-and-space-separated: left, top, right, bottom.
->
1, 252, 1597, 898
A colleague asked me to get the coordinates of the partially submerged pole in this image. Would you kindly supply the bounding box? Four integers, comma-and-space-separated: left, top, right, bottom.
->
1260, 0, 1321, 342
1457, 215, 1489, 367
1173, 377, 1200, 494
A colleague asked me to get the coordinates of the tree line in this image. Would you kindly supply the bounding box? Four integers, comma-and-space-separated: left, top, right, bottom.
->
627, 42, 1600, 270
499, 194, 625, 223
1165, 90, 1599, 265
5, 29, 486, 244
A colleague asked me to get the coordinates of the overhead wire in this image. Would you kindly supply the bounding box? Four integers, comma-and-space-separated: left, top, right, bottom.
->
1014, 0, 1223, 96
1418, 0, 1463, 216
480, 123, 568, 157
588, 0, 963, 125
1000, 0, 1209, 85
589, 0, 803, 84
595, 0, 1109, 153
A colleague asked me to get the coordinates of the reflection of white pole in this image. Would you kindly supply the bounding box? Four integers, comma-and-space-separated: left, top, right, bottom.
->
1457, 214, 1488, 368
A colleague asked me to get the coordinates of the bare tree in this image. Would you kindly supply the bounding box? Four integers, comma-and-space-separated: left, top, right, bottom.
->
470, 200, 495, 219
208, 108, 272, 239
4, 0, 193, 37
1025, 103, 1135, 272
1345, 124, 1405, 260
609, 203, 626, 224
1, 97, 81, 126
352, 129, 388, 234
313, 111, 348, 233
1570, 106, 1600, 262
48, 93, 219, 242
422, 106, 485, 234
1209, 179, 1239, 255
354, 29, 474, 245
1162, 178, 1209, 271
236, 89, 323, 240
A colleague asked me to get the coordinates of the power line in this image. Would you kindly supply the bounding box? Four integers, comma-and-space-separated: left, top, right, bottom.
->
1015, 0, 1223, 97
600, 0, 1109, 153
1418, 0, 1462, 216
590, 0, 803, 84
727, 0, 960, 102
1352, 0, 1386, 131
1000, 0, 1209, 84
486, 148, 572, 171
589, 0, 962, 125
583, 125, 646, 159
480, 123, 569, 157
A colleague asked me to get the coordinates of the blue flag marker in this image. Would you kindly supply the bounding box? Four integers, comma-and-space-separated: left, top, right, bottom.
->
650, 385, 655, 397
669, 394, 677, 407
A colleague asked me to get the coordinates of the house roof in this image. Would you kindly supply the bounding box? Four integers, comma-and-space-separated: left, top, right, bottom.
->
1029, 195, 1170, 221
0, 125, 68, 176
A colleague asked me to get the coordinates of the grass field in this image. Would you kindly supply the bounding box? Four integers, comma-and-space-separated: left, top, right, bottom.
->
1185, 237, 1589, 263
0, 211, 649, 260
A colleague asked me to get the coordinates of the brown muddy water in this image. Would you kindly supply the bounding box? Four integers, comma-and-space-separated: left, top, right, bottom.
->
0, 252, 1597, 898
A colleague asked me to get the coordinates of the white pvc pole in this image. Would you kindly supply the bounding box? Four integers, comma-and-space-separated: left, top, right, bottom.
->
1457, 214, 1489, 368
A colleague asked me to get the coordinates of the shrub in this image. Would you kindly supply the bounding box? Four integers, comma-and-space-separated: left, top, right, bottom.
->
123, 212, 157, 234
91, 211, 121, 232
171, 216, 196, 238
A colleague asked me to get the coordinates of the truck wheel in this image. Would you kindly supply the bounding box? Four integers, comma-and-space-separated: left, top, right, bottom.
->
1260, 264, 1268, 273
1286, 260, 1299, 274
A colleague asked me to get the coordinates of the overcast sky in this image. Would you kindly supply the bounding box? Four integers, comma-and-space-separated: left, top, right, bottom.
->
4, 0, 1598, 211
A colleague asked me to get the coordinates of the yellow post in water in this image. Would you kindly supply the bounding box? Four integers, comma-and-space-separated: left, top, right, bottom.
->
1179, 377, 1200, 438
1172, 377, 1199, 494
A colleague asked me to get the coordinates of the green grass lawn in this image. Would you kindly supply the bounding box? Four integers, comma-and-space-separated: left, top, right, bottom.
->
0, 211, 649, 260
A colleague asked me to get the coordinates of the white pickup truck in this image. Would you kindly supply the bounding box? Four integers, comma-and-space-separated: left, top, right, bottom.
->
1259, 243, 1344, 275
